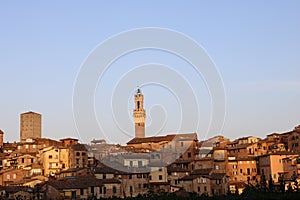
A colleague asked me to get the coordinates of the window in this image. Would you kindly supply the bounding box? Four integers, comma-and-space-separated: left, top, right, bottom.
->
33, 144, 36, 148
247, 168, 250, 175
49, 155, 53, 159
13, 174, 16, 179
159, 167, 162, 172
143, 184, 148, 188
76, 152, 80, 156
103, 187, 106, 194
129, 174, 132, 179
130, 161, 133, 167
169, 144, 172, 149
91, 186, 94, 194
80, 188, 84, 195
215, 165, 219, 170
22, 158, 25, 163
25, 145, 28, 149
240, 169, 243, 174
31, 158, 34, 163
130, 186, 133, 193
113, 186, 117, 193
204, 186, 207, 191
159, 175, 163, 180
198, 187, 200, 192
188, 152, 191, 158
216, 179, 221, 184
138, 161, 143, 168
181, 142, 184, 147
149, 175, 152, 180
138, 184, 141, 189
7, 174, 10, 179
71, 191, 76, 198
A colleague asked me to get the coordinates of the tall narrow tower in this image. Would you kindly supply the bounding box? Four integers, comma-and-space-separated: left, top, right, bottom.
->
133, 88, 146, 138
20, 111, 42, 142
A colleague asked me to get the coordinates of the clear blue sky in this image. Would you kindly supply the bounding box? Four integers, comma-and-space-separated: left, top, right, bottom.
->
0, 1, 299, 144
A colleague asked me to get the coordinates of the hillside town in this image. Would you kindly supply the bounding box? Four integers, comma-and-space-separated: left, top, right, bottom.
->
0, 89, 299, 199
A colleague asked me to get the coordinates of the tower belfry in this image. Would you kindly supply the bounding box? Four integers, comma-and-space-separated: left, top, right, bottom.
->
133, 88, 146, 138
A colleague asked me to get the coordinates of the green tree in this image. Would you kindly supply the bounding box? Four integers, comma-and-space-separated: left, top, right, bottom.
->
268, 174, 274, 192
260, 171, 267, 192
278, 173, 285, 193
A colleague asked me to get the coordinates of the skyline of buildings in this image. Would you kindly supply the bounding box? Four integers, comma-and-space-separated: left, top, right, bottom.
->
0, 89, 299, 198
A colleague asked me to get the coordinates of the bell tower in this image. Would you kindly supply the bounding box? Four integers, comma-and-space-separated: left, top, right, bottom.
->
133, 88, 146, 138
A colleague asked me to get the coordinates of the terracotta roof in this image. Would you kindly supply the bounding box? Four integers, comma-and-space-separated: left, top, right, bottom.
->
127, 135, 176, 144
21, 111, 41, 115
191, 168, 213, 175
71, 144, 88, 151
266, 133, 281, 137
127, 133, 197, 144
173, 159, 192, 164
179, 175, 197, 181
167, 166, 190, 172
47, 175, 120, 190
60, 138, 79, 141
94, 166, 121, 174
210, 173, 226, 179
